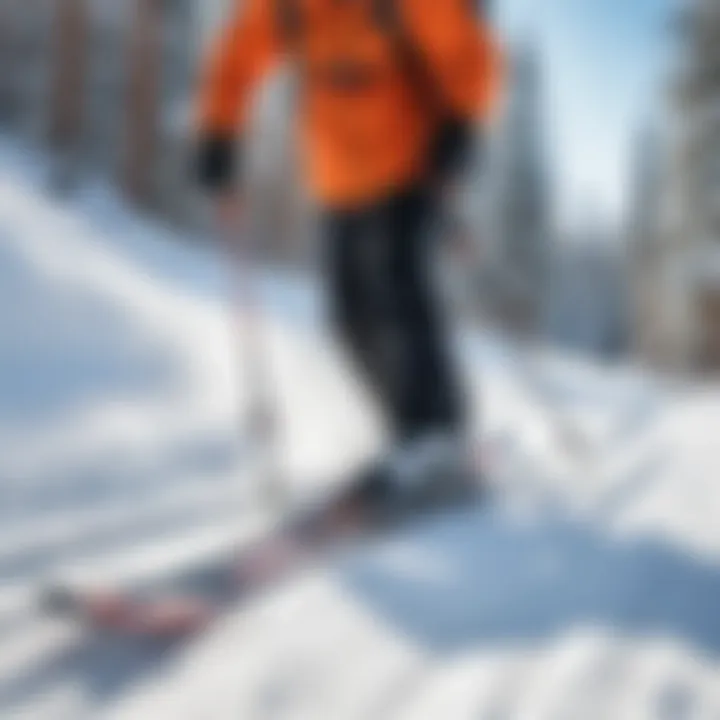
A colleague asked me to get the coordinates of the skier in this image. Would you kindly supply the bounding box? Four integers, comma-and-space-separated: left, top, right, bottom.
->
196, 0, 503, 517
37, 0, 504, 637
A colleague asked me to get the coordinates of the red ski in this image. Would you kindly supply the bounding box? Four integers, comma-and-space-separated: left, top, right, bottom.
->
41, 460, 485, 639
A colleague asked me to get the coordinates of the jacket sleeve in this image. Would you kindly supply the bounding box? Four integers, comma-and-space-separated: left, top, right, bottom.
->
402, 0, 504, 122
195, 0, 281, 191
401, 0, 504, 182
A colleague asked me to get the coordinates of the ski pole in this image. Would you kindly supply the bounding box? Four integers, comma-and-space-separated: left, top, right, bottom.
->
218, 211, 287, 512
443, 208, 595, 464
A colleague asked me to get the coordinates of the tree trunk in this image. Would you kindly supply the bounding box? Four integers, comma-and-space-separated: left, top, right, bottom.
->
0, 0, 17, 122
122, 0, 162, 207
47, 0, 87, 157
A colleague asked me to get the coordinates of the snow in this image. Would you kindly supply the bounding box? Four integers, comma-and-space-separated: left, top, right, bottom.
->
1, 136, 720, 718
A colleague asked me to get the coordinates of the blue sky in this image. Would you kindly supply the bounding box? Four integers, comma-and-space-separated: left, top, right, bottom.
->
496, 0, 674, 233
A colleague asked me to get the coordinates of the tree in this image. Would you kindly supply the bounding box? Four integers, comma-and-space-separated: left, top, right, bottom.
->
0, 0, 18, 122
47, 0, 88, 185
122, 0, 163, 206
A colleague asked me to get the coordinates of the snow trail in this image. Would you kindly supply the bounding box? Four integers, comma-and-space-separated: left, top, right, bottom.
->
1, 137, 719, 719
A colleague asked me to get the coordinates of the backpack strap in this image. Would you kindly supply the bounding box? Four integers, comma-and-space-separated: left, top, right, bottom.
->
275, 0, 303, 48
372, 0, 446, 122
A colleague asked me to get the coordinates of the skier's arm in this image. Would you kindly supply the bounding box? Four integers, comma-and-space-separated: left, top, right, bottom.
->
403, 0, 504, 182
195, 0, 281, 193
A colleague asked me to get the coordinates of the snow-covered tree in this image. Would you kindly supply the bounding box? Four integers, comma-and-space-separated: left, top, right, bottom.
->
485, 42, 552, 335
664, 0, 720, 367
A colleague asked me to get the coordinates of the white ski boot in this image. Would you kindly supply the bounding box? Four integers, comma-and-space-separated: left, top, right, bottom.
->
343, 430, 483, 528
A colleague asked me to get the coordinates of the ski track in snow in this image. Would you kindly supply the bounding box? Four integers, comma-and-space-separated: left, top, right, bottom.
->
1, 136, 720, 718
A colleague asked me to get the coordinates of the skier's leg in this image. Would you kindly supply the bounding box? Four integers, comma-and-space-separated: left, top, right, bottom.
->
318, 190, 477, 520
384, 186, 467, 442
323, 207, 396, 421
329, 185, 477, 507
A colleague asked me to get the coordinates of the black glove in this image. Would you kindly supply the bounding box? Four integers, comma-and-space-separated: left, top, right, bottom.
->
194, 134, 240, 192
428, 117, 477, 187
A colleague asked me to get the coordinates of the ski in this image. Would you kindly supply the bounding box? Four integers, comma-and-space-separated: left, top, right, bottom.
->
40, 458, 486, 639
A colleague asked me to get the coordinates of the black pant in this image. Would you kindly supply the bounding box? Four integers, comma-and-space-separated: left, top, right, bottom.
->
323, 186, 465, 443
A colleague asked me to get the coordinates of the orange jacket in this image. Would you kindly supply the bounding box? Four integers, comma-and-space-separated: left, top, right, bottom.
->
198, 0, 503, 208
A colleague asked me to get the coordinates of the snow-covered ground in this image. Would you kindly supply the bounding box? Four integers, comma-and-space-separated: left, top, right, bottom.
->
1, 137, 720, 719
